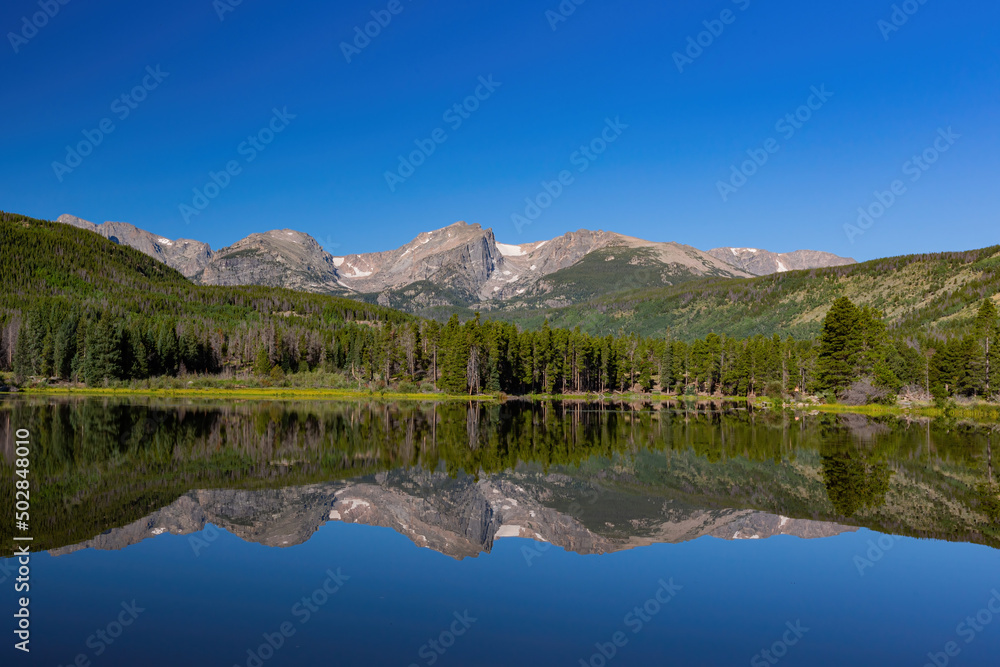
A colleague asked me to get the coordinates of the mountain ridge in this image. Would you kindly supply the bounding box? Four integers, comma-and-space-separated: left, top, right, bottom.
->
55, 214, 853, 315
708, 246, 856, 275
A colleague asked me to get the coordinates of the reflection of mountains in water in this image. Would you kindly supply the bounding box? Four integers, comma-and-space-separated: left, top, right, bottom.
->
6, 397, 996, 555
51, 468, 856, 560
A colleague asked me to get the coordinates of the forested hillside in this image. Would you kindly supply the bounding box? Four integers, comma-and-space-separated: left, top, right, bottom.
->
506, 246, 1000, 341
2, 211, 998, 402
0, 212, 409, 384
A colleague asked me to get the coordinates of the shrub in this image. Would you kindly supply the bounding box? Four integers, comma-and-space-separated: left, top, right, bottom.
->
840, 378, 895, 405
764, 380, 785, 399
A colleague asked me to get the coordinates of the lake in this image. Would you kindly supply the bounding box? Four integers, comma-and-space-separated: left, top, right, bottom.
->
2, 397, 999, 666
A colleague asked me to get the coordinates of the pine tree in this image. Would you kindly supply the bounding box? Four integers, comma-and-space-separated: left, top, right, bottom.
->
973, 299, 998, 396
83, 314, 121, 385
253, 345, 272, 376
12, 318, 30, 382
658, 336, 674, 394
157, 323, 179, 376
854, 306, 893, 381
127, 328, 149, 379
37, 326, 55, 377
440, 315, 468, 394
53, 315, 78, 380
818, 297, 860, 393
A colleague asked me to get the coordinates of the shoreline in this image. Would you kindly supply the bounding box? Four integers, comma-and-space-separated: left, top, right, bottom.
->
5, 387, 999, 421
4, 387, 492, 402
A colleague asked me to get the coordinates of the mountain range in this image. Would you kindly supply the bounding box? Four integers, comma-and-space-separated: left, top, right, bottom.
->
56, 214, 854, 315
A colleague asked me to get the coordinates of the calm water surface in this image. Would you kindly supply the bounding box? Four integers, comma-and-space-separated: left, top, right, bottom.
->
1, 397, 998, 666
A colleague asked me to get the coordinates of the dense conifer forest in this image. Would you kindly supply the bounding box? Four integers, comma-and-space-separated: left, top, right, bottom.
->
2, 211, 998, 401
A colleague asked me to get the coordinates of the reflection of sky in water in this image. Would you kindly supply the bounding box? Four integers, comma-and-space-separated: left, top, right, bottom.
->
2, 399, 997, 665
5, 522, 1000, 667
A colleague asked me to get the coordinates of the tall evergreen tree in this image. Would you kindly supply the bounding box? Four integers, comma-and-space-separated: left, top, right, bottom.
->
972, 299, 998, 396
439, 315, 468, 394
818, 297, 860, 393
83, 314, 121, 385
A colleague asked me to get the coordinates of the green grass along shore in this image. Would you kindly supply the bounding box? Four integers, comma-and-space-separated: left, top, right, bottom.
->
6, 383, 1000, 423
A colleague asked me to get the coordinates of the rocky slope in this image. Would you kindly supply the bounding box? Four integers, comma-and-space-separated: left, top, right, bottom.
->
58, 214, 214, 277
708, 247, 855, 276
334, 222, 504, 306
342, 224, 754, 310
199, 229, 346, 293
55, 213, 855, 313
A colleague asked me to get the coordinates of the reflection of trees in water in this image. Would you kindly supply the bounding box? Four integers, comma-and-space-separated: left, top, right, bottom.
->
985, 430, 994, 486
817, 414, 896, 518
977, 432, 999, 523
3, 398, 999, 477
820, 449, 893, 518
2, 397, 1000, 552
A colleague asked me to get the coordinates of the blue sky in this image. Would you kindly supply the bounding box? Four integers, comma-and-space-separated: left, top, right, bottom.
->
1, 0, 997, 261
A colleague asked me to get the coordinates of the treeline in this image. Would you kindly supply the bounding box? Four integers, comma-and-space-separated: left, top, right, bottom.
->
6, 296, 997, 400
1, 301, 808, 395
2, 212, 999, 400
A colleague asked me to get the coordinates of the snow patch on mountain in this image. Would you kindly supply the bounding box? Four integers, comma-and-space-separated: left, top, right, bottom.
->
496, 243, 526, 257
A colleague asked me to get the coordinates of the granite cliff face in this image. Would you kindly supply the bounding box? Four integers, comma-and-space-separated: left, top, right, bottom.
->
708, 247, 855, 276
50, 468, 856, 560
334, 222, 504, 305
55, 213, 852, 311
338, 224, 754, 310
199, 229, 345, 292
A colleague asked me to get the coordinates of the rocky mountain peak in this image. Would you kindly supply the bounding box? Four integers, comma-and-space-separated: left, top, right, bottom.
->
708, 247, 856, 276
200, 227, 343, 292
331, 221, 503, 302
55, 212, 857, 313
